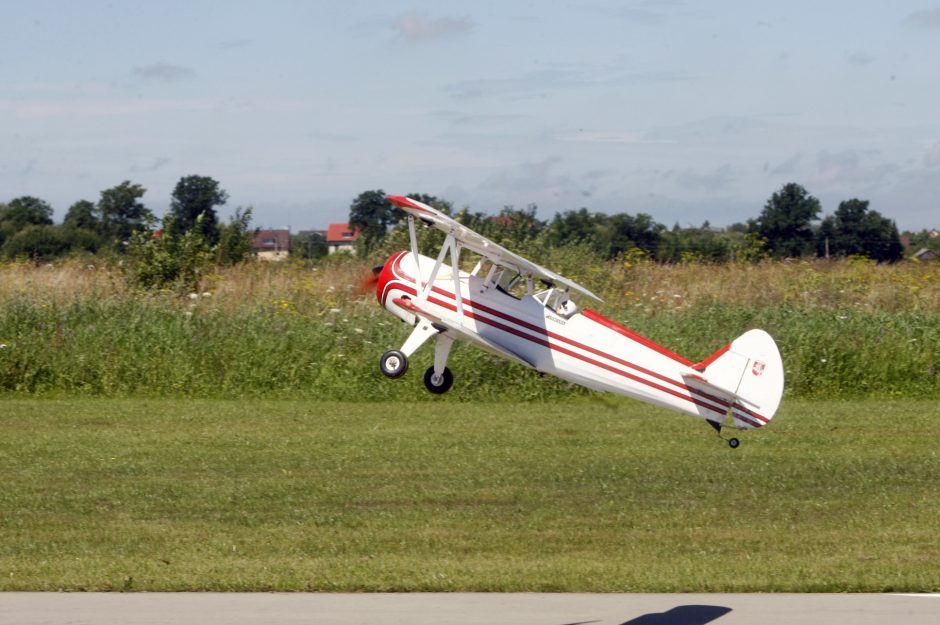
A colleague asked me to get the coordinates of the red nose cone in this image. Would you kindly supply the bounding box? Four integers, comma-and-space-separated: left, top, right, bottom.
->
375, 251, 407, 306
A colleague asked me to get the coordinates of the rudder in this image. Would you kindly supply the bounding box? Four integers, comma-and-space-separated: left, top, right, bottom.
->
694, 329, 784, 429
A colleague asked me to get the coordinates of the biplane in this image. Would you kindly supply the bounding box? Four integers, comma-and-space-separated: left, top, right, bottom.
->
373, 195, 783, 447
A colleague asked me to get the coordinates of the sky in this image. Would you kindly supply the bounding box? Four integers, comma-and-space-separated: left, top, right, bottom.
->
2, 1, 939, 231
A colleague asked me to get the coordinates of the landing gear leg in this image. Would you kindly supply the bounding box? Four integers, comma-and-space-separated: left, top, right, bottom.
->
423, 335, 455, 394
708, 420, 741, 449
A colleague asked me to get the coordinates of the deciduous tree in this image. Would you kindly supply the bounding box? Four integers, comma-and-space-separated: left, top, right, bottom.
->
752, 183, 821, 258
169, 175, 228, 244
349, 190, 399, 256
817, 199, 902, 262
97, 181, 153, 248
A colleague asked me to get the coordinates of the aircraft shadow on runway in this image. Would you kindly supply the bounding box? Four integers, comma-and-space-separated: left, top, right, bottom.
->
621, 605, 732, 625
562, 604, 732, 625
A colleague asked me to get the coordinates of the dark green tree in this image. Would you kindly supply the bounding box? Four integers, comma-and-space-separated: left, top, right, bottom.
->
126, 213, 213, 291
454, 204, 546, 249
63, 199, 99, 232
292, 231, 329, 261
97, 181, 153, 248
546, 208, 606, 249
168, 175, 228, 244
603, 212, 664, 259
1, 196, 54, 229
2, 225, 70, 259
752, 183, 821, 258
349, 190, 399, 256
816, 199, 903, 262
657, 226, 733, 263
216, 207, 254, 265
59, 226, 103, 255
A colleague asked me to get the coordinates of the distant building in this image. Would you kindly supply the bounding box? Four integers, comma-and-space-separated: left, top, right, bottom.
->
252, 229, 291, 261
912, 248, 937, 262
326, 224, 360, 254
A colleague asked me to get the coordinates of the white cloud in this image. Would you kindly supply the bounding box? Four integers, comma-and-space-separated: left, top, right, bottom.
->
3, 97, 213, 119
129, 157, 170, 173
765, 153, 804, 176
905, 8, 940, 29
390, 11, 473, 43
845, 51, 875, 66
925, 141, 940, 168
674, 164, 734, 191
811, 149, 899, 191
133, 62, 196, 82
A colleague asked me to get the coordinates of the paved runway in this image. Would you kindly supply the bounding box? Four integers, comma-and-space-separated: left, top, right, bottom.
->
1, 593, 939, 625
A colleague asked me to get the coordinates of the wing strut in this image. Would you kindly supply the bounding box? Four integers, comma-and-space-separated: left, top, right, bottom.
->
419, 233, 451, 304
407, 215, 420, 270
449, 236, 464, 320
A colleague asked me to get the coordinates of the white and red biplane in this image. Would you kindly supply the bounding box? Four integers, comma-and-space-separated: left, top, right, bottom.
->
374, 196, 783, 447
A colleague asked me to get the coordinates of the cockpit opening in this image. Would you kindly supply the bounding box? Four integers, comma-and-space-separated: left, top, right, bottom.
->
535, 287, 578, 317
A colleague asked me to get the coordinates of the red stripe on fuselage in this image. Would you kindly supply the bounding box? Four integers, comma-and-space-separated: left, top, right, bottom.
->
581, 308, 694, 367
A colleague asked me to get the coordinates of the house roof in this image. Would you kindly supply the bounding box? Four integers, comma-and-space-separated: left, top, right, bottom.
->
326, 223, 360, 244
251, 229, 290, 251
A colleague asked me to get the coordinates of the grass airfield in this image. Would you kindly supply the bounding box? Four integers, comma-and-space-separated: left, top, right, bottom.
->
1, 398, 937, 592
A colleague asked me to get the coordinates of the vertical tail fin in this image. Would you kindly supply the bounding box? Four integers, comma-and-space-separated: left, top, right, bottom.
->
691, 329, 784, 429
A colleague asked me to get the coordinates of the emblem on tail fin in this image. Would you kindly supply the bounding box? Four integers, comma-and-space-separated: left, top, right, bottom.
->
752, 361, 766, 376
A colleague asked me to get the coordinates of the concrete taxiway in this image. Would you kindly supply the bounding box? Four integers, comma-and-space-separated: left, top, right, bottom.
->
1, 592, 939, 625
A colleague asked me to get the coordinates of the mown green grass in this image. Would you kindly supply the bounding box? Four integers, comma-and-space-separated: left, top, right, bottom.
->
1, 399, 937, 592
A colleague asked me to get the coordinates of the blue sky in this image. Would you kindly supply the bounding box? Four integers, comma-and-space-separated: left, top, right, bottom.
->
2, 1, 939, 231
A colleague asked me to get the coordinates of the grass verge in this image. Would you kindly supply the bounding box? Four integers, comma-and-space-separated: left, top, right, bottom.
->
1, 398, 938, 592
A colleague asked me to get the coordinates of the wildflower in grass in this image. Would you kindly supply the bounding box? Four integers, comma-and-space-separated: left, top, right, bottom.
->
189, 293, 198, 300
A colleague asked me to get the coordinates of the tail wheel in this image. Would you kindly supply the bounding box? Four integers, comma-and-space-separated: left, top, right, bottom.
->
380, 350, 409, 379
423, 367, 454, 394
728, 437, 740, 449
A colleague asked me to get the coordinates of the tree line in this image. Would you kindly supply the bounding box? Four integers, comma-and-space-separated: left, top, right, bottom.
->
347, 183, 910, 263
0, 176, 256, 290
0, 178, 922, 268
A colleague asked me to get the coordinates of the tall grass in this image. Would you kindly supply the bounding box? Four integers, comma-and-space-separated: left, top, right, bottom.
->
1, 256, 938, 399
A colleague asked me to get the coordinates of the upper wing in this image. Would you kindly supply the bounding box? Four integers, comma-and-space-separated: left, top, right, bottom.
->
388, 195, 603, 302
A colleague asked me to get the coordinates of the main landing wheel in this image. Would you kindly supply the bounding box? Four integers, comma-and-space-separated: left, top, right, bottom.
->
728, 437, 740, 449
379, 350, 409, 379
423, 366, 454, 394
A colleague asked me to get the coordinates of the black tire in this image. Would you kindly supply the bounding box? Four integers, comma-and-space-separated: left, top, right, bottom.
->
728, 437, 740, 449
380, 350, 409, 379
423, 366, 454, 394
